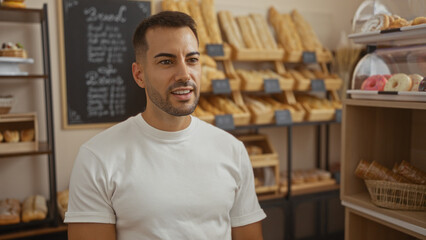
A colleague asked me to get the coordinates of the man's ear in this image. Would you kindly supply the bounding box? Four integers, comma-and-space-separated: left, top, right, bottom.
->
132, 62, 145, 88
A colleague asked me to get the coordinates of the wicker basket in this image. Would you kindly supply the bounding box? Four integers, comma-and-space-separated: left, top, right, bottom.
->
365, 180, 426, 211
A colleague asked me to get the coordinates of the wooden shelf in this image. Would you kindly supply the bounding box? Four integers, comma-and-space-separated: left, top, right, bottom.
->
0, 7, 43, 23
342, 193, 426, 238
0, 75, 48, 79
0, 224, 67, 240
0, 142, 51, 158
344, 98, 426, 110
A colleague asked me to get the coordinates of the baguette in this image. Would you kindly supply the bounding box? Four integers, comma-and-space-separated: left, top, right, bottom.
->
187, 0, 210, 51
161, 0, 178, 11
218, 11, 244, 49
176, 1, 190, 15
291, 9, 323, 52
236, 16, 257, 49
250, 14, 278, 49
200, 0, 222, 44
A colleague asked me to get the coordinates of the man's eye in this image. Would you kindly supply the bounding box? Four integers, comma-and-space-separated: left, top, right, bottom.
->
159, 59, 173, 65
187, 58, 199, 64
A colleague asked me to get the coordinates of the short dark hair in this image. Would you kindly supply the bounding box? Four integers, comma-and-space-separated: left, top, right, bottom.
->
132, 11, 198, 60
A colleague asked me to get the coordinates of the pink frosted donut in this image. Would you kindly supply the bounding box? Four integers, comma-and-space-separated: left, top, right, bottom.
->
384, 73, 412, 91
361, 75, 388, 91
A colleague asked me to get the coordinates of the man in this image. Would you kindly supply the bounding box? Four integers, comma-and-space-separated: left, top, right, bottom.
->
65, 11, 266, 240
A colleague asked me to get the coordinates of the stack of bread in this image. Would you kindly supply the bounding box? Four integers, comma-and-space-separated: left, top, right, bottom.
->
217, 11, 279, 51
0, 129, 35, 143
268, 7, 331, 61
0, 195, 47, 225
361, 14, 426, 33
356, 160, 426, 184
237, 69, 294, 91
196, 96, 246, 117
243, 95, 299, 124
162, 0, 222, 51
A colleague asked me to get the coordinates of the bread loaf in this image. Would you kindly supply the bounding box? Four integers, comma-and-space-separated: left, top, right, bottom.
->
200, 54, 217, 68
22, 195, 47, 222
0, 131, 3, 142
161, 0, 178, 11
176, 1, 190, 15
218, 11, 243, 49
187, 0, 210, 51
268, 7, 303, 52
291, 9, 323, 52
20, 129, 35, 142
250, 14, 278, 49
4, 130, 19, 143
200, 0, 222, 44
0, 198, 20, 225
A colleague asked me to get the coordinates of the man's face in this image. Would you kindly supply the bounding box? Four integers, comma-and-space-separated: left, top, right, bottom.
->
135, 26, 201, 117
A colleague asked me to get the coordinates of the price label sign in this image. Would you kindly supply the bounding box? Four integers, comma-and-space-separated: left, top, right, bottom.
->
302, 51, 317, 64
264, 79, 281, 93
215, 114, 235, 130
335, 109, 342, 123
206, 44, 225, 57
275, 110, 292, 125
311, 79, 326, 92
212, 79, 231, 94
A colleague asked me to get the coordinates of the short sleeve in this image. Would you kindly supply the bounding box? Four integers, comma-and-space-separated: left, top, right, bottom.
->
64, 146, 116, 224
229, 142, 266, 227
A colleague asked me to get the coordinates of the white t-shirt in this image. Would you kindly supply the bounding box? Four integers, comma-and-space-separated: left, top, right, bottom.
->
64, 114, 266, 239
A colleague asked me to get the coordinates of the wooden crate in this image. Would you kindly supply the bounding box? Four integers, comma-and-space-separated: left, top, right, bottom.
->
208, 43, 232, 61
231, 91, 251, 126
284, 48, 333, 63
200, 77, 241, 93
230, 45, 285, 61
238, 134, 280, 195
239, 72, 294, 92
325, 77, 343, 90
0, 113, 38, 154
302, 103, 335, 122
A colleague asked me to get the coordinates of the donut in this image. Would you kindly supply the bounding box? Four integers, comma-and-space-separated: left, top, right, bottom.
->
419, 78, 426, 92
361, 75, 387, 91
361, 14, 390, 32
388, 17, 410, 29
409, 74, 423, 91
384, 73, 412, 92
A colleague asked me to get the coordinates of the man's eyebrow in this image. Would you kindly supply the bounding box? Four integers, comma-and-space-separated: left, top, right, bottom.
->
154, 53, 176, 58
187, 51, 200, 57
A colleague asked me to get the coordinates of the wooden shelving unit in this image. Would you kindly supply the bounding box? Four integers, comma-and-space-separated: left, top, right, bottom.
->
341, 100, 426, 239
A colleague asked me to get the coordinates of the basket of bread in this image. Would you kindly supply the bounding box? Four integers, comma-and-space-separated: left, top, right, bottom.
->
0, 42, 27, 58
355, 160, 426, 211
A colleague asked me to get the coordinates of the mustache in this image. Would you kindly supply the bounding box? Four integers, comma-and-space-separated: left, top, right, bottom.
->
168, 81, 197, 91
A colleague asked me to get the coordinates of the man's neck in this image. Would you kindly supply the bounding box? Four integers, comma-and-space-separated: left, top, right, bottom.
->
141, 110, 191, 132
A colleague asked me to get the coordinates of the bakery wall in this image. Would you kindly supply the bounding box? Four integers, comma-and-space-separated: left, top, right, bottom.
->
0, 0, 363, 200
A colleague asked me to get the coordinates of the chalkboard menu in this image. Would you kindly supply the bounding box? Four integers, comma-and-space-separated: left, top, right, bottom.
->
60, 0, 151, 128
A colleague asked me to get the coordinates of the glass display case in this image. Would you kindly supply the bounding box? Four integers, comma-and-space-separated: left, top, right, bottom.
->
348, 44, 426, 101
350, 0, 426, 46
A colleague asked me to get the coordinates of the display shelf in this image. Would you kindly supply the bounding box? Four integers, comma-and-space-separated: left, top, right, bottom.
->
281, 180, 339, 197
0, 224, 67, 240
348, 90, 426, 102
0, 7, 43, 23
344, 98, 426, 110
349, 24, 426, 46
342, 193, 426, 239
0, 74, 48, 79
0, 142, 51, 158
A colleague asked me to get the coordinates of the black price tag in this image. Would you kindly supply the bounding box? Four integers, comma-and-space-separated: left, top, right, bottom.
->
302, 51, 317, 64
378, 91, 398, 95
206, 44, 225, 57
212, 79, 231, 94
311, 79, 326, 92
215, 114, 235, 130
335, 109, 342, 123
275, 110, 292, 125
264, 79, 281, 93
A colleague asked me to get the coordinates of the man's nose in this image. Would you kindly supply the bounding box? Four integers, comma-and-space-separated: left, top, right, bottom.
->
175, 61, 190, 82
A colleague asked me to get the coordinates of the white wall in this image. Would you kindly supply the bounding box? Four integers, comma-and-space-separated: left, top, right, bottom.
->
0, 0, 362, 200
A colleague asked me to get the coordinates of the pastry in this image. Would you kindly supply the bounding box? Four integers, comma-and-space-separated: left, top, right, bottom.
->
3, 130, 19, 143
388, 17, 410, 29
0, 42, 27, 58
396, 160, 426, 185
361, 75, 388, 91
411, 16, 426, 26
361, 14, 390, 32
409, 74, 423, 91
22, 195, 47, 222
384, 73, 412, 91
1, 0, 25, 8
0, 198, 20, 225
419, 78, 426, 91
20, 129, 35, 142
